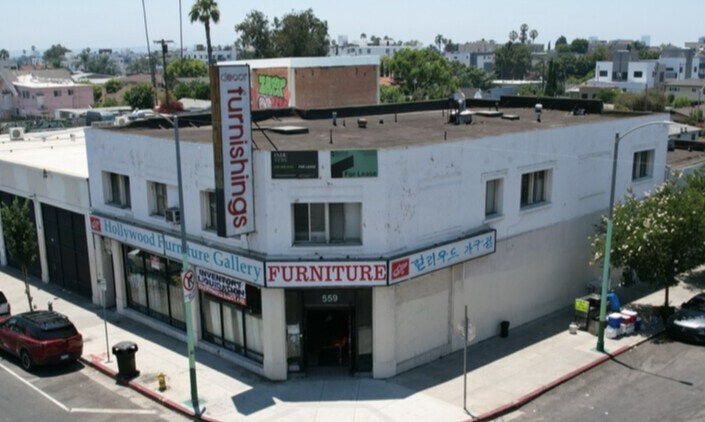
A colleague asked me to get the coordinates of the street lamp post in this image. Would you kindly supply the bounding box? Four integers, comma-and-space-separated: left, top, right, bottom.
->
596, 120, 672, 353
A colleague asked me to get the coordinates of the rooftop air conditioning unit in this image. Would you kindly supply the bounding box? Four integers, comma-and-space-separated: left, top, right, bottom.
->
115, 115, 129, 126
10, 127, 24, 140
165, 207, 180, 224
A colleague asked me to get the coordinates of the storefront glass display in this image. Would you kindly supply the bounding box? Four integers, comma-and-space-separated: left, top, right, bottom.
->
123, 246, 186, 330
200, 284, 263, 363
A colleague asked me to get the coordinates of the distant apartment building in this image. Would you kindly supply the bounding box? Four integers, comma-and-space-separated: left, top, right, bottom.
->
181, 45, 236, 64
0, 69, 93, 119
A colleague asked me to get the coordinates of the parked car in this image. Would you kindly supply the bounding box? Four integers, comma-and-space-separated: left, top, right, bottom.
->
666, 293, 705, 344
0, 311, 83, 370
0, 290, 9, 316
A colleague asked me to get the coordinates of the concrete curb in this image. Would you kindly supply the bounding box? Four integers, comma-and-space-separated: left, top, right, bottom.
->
80, 354, 220, 422
469, 330, 663, 421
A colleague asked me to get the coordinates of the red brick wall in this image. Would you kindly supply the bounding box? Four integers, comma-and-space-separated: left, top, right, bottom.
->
293, 65, 378, 108
251, 68, 291, 110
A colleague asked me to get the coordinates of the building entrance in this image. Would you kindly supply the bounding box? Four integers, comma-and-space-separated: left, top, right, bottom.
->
304, 307, 352, 368
285, 289, 372, 375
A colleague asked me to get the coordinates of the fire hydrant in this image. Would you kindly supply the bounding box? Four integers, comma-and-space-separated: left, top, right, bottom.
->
157, 372, 167, 391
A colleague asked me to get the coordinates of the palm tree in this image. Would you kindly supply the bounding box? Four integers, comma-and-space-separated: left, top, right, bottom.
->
189, 0, 220, 65
529, 29, 539, 44
0, 49, 9, 60
509, 31, 518, 43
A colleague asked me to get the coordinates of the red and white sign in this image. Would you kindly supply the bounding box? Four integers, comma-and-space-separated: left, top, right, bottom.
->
266, 261, 388, 288
390, 230, 496, 284
182, 267, 197, 303
218, 64, 254, 236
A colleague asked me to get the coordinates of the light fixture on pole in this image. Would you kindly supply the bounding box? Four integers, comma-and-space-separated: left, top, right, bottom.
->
596, 120, 672, 353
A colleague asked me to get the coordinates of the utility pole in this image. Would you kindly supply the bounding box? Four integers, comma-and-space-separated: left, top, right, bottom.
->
154, 39, 173, 110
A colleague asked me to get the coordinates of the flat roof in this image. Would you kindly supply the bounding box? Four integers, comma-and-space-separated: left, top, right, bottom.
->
116, 107, 624, 151
0, 128, 88, 178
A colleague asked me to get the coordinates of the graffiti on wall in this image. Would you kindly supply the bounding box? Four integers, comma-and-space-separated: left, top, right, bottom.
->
256, 74, 289, 109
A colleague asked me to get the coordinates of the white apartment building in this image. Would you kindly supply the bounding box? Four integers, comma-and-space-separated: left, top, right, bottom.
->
84, 106, 669, 381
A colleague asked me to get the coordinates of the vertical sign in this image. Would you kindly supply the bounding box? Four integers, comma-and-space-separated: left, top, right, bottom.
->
214, 64, 254, 237
182, 266, 197, 303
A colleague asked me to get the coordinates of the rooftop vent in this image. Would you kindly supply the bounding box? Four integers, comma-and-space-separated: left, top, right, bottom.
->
448, 92, 466, 125
268, 126, 309, 135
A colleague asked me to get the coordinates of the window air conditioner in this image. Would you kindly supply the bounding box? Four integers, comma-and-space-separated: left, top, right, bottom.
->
165, 207, 180, 224
10, 127, 24, 140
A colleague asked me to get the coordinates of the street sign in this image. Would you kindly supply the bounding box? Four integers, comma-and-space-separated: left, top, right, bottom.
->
182, 267, 197, 303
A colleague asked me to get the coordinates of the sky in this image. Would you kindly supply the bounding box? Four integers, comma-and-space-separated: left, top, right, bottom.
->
2, 0, 704, 55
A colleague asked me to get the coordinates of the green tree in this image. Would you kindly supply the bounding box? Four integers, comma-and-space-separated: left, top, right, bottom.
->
43, 44, 70, 68
123, 83, 155, 109
591, 169, 705, 309
449, 61, 493, 90
189, 0, 220, 65
272, 8, 329, 57
1, 198, 37, 311
570, 38, 589, 54
544, 59, 559, 97
235, 8, 329, 58
614, 88, 667, 112
529, 29, 539, 43
101, 97, 120, 107
167, 58, 208, 78
385, 48, 457, 100
671, 96, 692, 108
234, 10, 273, 58
126, 55, 157, 75
85, 55, 119, 75
105, 79, 123, 94
596, 88, 619, 104
519, 24, 529, 44
380, 85, 407, 103
93, 84, 103, 103
0, 49, 9, 60
494, 41, 531, 80
173, 80, 211, 100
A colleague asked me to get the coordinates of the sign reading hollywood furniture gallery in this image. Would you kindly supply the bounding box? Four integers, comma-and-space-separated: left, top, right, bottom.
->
212, 64, 255, 237
90, 215, 264, 286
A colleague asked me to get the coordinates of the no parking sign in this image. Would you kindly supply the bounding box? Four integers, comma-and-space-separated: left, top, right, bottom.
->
182, 267, 197, 303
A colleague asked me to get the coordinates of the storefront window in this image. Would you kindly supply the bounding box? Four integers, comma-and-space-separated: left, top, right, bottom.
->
123, 246, 185, 330
200, 284, 263, 363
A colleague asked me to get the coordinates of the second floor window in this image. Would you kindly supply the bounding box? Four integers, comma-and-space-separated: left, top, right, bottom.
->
148, 182, 168, 216
632, 150, 654, 180
520, 169, 550, 208
293, 203, 361, 245
485, 178, 503, 217
104, 172, 131, 208
202, 191, 217, 231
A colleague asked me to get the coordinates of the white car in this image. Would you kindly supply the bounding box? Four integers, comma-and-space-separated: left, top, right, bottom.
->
0, 290, 9, 316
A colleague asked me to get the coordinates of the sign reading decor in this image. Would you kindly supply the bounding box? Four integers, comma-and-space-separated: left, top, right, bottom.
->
217, 64, 254, 236
266, 261, 388, 288
389, 230, 496, 284
330, 150, 378, 178
271, 151, 319, 179
196, 267, 246, 305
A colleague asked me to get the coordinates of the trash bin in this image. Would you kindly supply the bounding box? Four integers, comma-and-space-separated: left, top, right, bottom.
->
500, 320, 510, 338
112, 341, 139, 379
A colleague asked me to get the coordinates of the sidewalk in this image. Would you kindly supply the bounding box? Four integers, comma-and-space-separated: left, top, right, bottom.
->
2, 268, 703, 422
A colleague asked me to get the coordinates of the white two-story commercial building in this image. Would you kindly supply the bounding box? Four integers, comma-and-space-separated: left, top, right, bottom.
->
85, 106, 669, 381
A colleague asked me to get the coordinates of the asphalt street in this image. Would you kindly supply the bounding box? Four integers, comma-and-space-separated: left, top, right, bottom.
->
494, 335, 705, 422
0, 353, 187, 422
